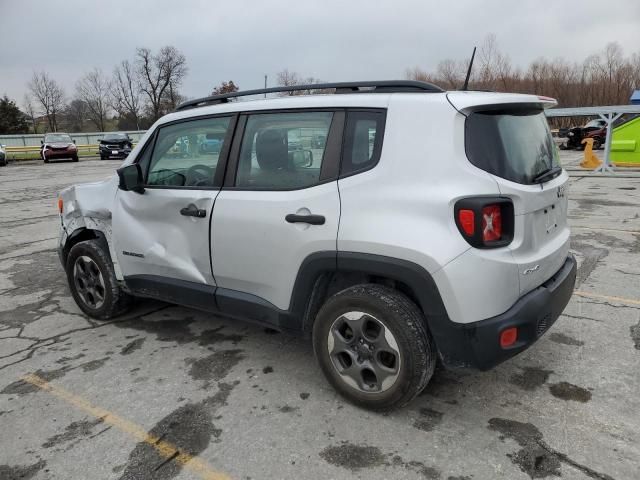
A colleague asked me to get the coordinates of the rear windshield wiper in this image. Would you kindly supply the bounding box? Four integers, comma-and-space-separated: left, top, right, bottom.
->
532, 166, 562, 184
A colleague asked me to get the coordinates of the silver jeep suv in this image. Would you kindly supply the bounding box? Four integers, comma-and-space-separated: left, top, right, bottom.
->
57, 81, 576, 410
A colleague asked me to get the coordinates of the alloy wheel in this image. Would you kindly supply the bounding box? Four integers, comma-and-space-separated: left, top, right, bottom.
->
73, 255, 106, 309
327, 311, 401, 393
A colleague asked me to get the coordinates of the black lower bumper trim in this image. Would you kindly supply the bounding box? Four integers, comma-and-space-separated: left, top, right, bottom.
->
435, 254, 577, 370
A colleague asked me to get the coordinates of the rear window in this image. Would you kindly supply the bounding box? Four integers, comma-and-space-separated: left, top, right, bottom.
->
465, 109, 559, 185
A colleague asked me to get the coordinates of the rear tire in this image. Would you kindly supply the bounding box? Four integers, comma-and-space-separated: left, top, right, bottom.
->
66, 239, 132, 320
313, 284, 436, 411
44, 158, 49, 164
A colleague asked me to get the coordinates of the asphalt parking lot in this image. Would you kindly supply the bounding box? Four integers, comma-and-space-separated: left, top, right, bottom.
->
0, 155, 639, 480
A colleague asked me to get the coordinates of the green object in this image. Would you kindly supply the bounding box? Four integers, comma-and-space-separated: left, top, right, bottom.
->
611, 116, 640, 165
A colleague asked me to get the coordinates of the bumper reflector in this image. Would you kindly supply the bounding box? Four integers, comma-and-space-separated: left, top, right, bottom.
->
500, 327, 518, 348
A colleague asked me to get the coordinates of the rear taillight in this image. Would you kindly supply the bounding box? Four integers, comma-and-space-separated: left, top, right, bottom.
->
481, 204, 502, 242
454, 197, 513, 248
458, 209, 475, 236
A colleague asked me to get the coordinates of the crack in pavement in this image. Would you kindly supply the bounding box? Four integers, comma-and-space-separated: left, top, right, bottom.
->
0, 305, 170, 372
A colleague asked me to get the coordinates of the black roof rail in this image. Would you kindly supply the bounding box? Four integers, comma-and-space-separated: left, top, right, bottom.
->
175, 80, 444, 111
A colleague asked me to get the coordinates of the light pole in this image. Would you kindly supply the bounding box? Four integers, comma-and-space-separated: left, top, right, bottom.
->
264, 75, 267, 98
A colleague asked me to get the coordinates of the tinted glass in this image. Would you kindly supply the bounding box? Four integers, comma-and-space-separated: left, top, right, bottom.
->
465, 110, 559, 185
146, 116, 231, 188
236, 112, 333, 189
341, 111, 385, 176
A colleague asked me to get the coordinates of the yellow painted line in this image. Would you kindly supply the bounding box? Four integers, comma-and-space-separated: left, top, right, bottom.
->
21, 374, 231, 480
572, 226, 640, 235
574, 290, 640, 306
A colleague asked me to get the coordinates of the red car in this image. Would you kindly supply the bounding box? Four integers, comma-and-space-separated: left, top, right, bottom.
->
41, 133, 79, 163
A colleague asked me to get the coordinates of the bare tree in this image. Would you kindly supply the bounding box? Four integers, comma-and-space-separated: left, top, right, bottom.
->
28, 71, 65, 132
22, 94, 39, 134
111, 60, 142, 130
76, 68, 111, 131
212, 80, 239, 95
65, 99, 89, 132
406, 35, 639, 119
276, 69, 325, 95
136, 46, 188, 120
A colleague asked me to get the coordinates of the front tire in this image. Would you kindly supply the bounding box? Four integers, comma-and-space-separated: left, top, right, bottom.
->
313, 284, 436, 411
72, 155, 79, 162
66, 239, 132, 320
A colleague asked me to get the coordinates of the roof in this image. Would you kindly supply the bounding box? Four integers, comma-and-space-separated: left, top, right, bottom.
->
545, 105, 640, 117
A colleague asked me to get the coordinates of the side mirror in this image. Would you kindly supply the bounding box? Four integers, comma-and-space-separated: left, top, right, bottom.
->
290, 149, 313, 168
117, 163, 145, 194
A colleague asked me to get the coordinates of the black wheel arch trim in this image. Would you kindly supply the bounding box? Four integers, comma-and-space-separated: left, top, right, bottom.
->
59, 227, 109, 266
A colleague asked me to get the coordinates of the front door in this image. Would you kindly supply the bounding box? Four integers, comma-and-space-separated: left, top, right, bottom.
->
211, 110, 342, 311
113, 115, 235, 285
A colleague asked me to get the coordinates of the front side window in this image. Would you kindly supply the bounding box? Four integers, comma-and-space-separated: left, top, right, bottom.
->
146, 116, 231, 188
465, 109, 559, 185
235, 112, 333, 189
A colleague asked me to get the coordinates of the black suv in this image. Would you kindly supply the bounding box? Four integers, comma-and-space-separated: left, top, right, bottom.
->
98, 133, 133, 160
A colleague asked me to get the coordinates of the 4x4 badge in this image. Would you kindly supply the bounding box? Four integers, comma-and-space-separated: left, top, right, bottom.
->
523, 265, 540, 275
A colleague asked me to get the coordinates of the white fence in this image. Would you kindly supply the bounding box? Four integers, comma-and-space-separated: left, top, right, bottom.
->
0, 131, 147, 147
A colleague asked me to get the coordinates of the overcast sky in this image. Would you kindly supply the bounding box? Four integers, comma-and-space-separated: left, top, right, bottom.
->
2, 0, 639, 104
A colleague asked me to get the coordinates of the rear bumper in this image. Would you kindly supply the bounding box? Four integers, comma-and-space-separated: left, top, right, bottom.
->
435, 254, 577, 370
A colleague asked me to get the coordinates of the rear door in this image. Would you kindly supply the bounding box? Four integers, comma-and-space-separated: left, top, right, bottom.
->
113, 115, 235, 285
211, 110, 343, 311
464, 106, 570, 295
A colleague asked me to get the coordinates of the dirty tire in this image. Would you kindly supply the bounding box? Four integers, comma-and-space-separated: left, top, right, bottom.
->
313, 284, 436, 411
66, 239, 132, 320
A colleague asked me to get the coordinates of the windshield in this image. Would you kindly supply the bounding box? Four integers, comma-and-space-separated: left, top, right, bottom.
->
465, 109, 559, 185
45, 134, 72, 143
103, 133, 128, 140
584, 120, 603, 128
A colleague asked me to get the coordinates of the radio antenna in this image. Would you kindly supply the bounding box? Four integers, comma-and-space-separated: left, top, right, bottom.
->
461, 46, 477, 91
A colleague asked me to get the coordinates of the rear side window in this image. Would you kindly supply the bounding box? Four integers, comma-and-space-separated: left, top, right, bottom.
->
465, 109, 559, 185
341, 111, 385, 177
235, 111, 333, 189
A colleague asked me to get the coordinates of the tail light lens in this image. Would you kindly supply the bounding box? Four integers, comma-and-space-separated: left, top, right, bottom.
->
458, 209, 475, 236
481, 205, 502, 242
454, 197, 513, 248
